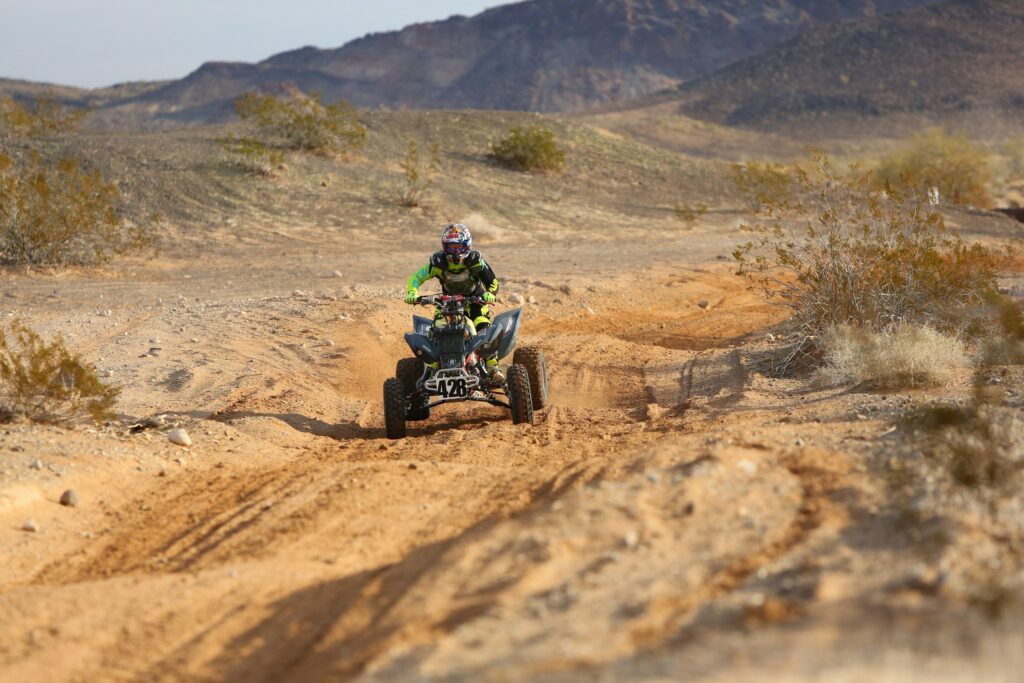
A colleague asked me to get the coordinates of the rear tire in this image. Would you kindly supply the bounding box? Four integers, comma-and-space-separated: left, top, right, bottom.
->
507, 364, 534, 425
512, 347, 549, 409
383, 377, 407, 439
396, 358, 430, 421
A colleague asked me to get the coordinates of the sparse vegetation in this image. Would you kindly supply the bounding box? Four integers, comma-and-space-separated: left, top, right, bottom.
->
217, 134, 285, 177
0, 95, 89, 138
730, 161, 792, 209
734, 151, 1008, 347
673, 201, 708, 226
0, 321, 118, 424
234, 91, 366, 156
0, 151, 152, 266
873, 127, 993, 207
490, 124, 565, 172
397, 139, 441, 207
817, 324, 968, 389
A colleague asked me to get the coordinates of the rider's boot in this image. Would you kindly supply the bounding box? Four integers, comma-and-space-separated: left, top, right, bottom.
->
487, 358, 506, 386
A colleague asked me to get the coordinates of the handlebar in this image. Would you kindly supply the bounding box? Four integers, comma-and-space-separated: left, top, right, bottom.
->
413, 294, 486, 306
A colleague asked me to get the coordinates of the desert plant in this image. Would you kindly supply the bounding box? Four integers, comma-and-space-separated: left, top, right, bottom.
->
730, 161, 792, 210
490, 125, 565, 173
0, 95, 89, 138
734, 151, 1007, 343
0, 151, 151, 266
397, 139, 440, 207
674, 202, 708, 226
874, 127, 993, 207
234, 91, 366, 156
217, 135, 285, 177
0, 321, 118, 423
817, 324, 968, 389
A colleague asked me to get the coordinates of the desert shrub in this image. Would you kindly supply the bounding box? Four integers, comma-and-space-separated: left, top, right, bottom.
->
734, 151, 1007, 342
874, 127, 993, 207
234, 91, 366, 156
0, 321, 118, 423
490, 125, 565, 172
674, 202, 708, 226
0, 95, 88, 138
730, 161, 792, 210
981, 296, 1024, 365
397, 139, 440, 207
0, 151, 152, 266
217, 135, 284, 177
817, 324, 968, 388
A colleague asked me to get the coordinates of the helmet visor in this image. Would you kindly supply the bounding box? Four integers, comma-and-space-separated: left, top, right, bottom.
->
444, 242, 469, 259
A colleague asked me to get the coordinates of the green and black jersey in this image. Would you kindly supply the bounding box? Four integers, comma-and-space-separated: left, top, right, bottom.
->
407, 250, 500, 298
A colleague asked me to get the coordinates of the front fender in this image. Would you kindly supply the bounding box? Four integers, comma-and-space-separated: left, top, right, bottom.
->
404, 332, 438, 363
490, 308, 522, 360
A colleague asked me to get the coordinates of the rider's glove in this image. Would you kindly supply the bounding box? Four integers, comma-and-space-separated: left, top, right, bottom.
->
482, 291, 496, 304
405, 290, 419, 305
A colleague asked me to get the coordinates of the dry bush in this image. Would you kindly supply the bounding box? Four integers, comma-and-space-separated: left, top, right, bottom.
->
217, 135, 284, 177
490, 125, 565, 173
730, 161, 792, 210
735, 151, 1007, 343
980, 296, 1024, 365
0, 95, 88, 138
817, 324, 968, 388
874, 127, 993, 207
0, 151, 152, 266
234, 91, 366, 156
673, 202, 708, 226
397, 139, 440, 207
0, 321, 118, 424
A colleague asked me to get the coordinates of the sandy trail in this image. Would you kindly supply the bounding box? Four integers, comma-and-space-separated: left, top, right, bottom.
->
0, 256, 1020, 682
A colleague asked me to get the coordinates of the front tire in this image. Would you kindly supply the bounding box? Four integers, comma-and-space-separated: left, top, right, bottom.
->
512, 347, 549, 409
383, 377, 407, 439
396, 358, 430, 421
507, 364, 535, 425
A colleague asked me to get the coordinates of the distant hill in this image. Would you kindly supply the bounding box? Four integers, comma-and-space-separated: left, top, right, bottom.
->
0, 0, 935, 130
670, 0, 1024, 138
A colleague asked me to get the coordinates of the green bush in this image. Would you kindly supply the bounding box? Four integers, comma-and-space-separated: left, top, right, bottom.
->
874, 127, 993, 207
217, 135, 285, 177
0, 151, 152, 266
0, 95, 89, 138
0, 321, 118, 424
734, 151, 1008, 343
234, 91, 366, 156
673, 202, 708, 226
490, 125, 565, 172
397, 139, 441, 207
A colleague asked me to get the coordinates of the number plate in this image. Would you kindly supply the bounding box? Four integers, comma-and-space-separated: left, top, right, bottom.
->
436, 377, 469, 399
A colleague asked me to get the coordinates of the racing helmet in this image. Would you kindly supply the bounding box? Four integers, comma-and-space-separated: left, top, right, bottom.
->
441, 224, 472, 265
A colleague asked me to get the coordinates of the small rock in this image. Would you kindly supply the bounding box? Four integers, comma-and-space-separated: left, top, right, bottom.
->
190, 338, 199, 343
168, 428, 192, 447
22, 519, 38, 532
584, 306, 596, 316
794, 438, 805, 447
645, 470, 660, 484
59, 489, 80, 507
29, 459, 43, 470
292, 290, 306, 298
408, 463, 418, 470
645, 403, 664, 421
527, 295, 537, 305
507, 293, 525, 305
332, 270, 343, 278
697, 299, 711, 310
560, 284, 574, 295
623, 530, 640, 549
738, 460, 758, 476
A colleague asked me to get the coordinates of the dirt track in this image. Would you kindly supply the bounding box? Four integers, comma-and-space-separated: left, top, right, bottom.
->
0, 229, 1022, 682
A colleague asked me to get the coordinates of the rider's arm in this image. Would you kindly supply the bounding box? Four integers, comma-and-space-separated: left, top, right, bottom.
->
467, 252, 499, 296
406, 261, 442, 293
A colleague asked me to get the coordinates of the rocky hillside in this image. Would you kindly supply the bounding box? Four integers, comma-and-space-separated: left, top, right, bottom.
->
1, 0, 935, 129
671, 0, 1024, 137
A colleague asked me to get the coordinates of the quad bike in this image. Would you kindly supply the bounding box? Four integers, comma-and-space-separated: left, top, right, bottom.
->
383, 294, 549, 439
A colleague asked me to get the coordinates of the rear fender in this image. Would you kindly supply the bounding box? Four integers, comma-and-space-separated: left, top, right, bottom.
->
491, 308, 523, 360
404, 332, 438, 363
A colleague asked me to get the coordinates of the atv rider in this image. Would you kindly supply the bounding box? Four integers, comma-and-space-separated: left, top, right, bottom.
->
404, 224, 504, 384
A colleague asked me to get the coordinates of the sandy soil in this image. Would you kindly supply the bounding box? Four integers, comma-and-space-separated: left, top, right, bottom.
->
0, 118, 1022, 681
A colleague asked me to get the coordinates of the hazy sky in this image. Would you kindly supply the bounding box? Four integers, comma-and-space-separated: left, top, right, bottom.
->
0, 0, 501, 89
